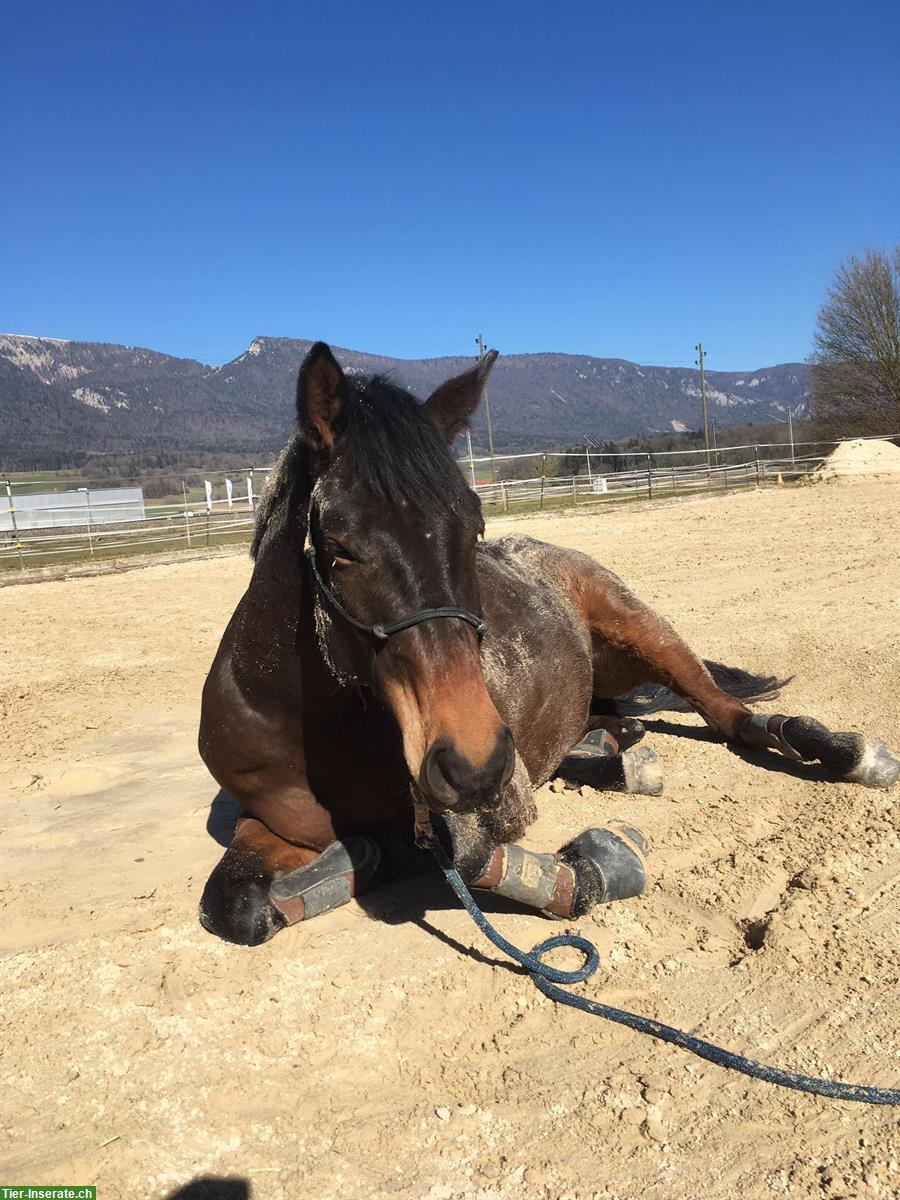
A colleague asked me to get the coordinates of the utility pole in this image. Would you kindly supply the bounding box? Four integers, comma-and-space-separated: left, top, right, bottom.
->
475, 333, 497, 482
464, 429, 476, 488
769, 405, 800, 467
695, 342, 710, 465
787, 406, 796, 466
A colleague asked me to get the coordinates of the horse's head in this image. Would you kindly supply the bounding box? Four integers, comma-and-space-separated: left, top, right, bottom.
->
297, 342, 513, 814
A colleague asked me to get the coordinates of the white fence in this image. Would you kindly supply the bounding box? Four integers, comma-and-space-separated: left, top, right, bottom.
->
0, 486, 145, 531
2, 435, 897, 571
0, 472, 263, 569
466, 435, 899, 511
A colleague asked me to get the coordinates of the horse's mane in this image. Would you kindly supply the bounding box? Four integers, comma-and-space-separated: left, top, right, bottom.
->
250, 433, 309, 558
251, 374, 471, 558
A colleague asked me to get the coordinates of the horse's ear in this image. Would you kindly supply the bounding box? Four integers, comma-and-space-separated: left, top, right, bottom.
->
297, 342, 350, 450
425, 350, 499, 444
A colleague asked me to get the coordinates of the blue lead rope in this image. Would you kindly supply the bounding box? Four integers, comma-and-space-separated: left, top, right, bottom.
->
425, 836, 900, 1106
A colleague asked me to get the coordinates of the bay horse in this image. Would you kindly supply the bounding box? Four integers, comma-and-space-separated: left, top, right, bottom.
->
198, 344, 899, 945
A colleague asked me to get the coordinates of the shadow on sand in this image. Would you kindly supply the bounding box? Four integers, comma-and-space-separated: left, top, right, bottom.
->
165, 1177, 250, 1200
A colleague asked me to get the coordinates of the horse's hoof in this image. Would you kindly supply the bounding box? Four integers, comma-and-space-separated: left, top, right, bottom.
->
622, 746, 663, 795
558, 823, 649, 916
616, 718, 646, 751
843, 740, 900, 789
199, 873, 287, 946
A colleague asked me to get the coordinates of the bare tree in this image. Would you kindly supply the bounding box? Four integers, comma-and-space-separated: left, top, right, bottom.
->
809, 246, 900, 434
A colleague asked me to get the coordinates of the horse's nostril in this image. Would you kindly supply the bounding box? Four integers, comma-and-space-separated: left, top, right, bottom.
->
422, 738, 454, 801
421, 728, 515, 810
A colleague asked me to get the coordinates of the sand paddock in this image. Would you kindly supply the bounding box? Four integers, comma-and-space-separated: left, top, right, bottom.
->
2, 478, 899, 1200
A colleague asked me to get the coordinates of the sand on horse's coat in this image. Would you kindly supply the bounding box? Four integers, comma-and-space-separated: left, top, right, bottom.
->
2, 477, 899, 1200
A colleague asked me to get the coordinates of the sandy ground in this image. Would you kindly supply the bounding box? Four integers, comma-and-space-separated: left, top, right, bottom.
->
2, 477, 899, 1200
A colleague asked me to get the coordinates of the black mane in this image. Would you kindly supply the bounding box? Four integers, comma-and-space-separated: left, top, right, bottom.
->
251, 374, 471, 558
338, 375, 471, 511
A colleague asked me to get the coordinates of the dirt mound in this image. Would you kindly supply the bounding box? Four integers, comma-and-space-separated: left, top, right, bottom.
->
813, 437, 900, 479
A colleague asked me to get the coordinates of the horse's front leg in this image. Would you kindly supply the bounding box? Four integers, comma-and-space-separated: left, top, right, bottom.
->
200, 815, 382, 946
437, 809, 648, 920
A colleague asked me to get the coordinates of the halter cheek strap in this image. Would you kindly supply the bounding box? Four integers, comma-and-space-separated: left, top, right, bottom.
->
304, 498, 487, 643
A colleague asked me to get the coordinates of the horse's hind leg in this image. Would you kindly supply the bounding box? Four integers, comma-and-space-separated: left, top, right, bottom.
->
737, 714, 900, 789
571, 560, 900, 789
200, 816, 382, 945
556, 745, 664, 796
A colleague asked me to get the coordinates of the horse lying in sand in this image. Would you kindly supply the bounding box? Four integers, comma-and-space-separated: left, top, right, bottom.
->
198, 344, 899, 945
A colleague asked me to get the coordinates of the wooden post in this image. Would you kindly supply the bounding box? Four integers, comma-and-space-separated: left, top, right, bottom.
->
77, 488, 94, 556
4, 480, 25, 571
572, 475, 578, 506
755, 446, 761, 487
182, 481, 192, 547
502, 482, 509, 513
539, 455, 546, 511
646, 454, 652, 500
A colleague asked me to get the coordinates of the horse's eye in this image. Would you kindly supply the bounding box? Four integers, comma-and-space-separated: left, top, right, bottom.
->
325, 538, 354, 565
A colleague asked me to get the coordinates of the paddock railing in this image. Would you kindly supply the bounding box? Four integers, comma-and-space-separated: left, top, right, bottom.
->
2, 434, 897, 572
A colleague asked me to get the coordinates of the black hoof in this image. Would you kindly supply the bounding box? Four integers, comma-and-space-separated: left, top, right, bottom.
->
558, 823, 649, 917
199, 858, 288, 946
615, 718, 646, 751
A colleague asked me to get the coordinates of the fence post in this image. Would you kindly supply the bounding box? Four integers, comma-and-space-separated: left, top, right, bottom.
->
182, 481, 192, 547
77, 488, 94, 556
755, 446, 761, 487
4, 480, 25, 571
539, 454, 546, 511
572, 475, 578, 506
502, 482, 509, 513
646, 454, 652, 500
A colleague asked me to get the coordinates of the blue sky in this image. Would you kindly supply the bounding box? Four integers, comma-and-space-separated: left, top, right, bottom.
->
1, 0, 897, 369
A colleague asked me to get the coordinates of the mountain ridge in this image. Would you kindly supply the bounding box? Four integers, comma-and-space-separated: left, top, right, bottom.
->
0, 332, 810, 466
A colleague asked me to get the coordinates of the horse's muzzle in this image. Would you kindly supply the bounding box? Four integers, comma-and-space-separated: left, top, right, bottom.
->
419, 726, 516, 813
